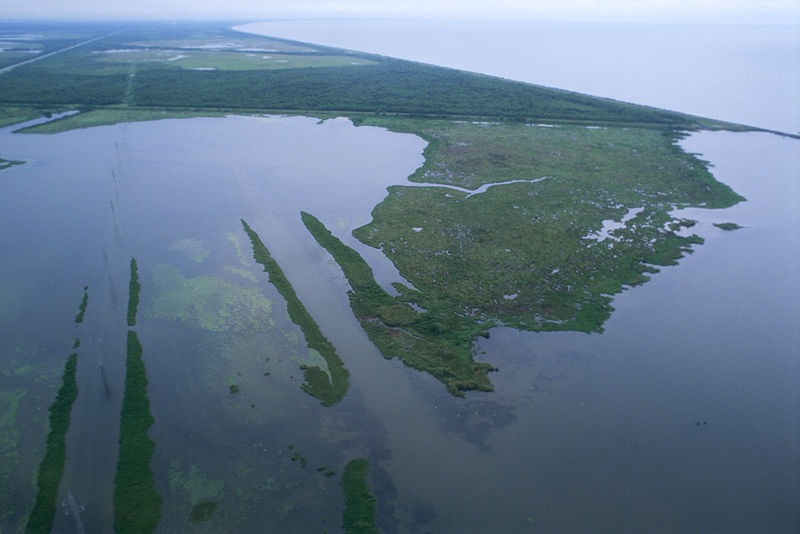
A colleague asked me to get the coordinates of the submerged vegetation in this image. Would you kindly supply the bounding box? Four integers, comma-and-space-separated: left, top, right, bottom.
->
114, 330, 161, 534
241, 219, 350, 406
340, 458, 378, 534
144, 263, 274, 334
25, 353, 78, 534
127, 258, 140, 326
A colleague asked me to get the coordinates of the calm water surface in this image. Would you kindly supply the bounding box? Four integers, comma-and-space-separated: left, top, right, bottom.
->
0, 21, 798, 534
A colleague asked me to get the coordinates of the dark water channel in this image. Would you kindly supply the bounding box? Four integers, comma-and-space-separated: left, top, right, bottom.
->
0, 116, 797, 532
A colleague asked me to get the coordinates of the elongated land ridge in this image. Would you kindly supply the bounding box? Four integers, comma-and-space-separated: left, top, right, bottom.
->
0, 22, 747, 397
241, 219, 350, 406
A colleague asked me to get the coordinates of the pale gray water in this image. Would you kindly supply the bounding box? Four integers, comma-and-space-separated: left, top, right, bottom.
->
0, 20, 798, 534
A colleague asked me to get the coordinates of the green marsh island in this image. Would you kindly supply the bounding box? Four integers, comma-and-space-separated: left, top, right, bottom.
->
0, 20, 758, 533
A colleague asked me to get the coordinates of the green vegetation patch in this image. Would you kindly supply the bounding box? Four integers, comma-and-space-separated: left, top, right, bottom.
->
127, 258, 140, 326
340, 458, 378, 534
353, 121, 742, 335
25, 353, 78, 534
114, 330, 162, 534
188, 500, 218, 523
170, 238, 210, 263
168, 462, 224, 524
0, 157, 24, 171
302, 212, 494, 396
16, 108, 224, 134
241, 219, 349, 406
0, 105, 56, 127
74, 285, 88, 323
144, 263, 274, 335
713, 222, 743, 231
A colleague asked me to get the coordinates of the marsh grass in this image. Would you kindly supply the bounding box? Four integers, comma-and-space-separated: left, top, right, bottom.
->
713, 222, 743, 231
241, 219, 349, 406
74, 286, 88, 324
302, 211, 494, 396
340, 458, 377, 534
127, 258, 140, 327
113, 331, 161, 534
25, 353, 78, 534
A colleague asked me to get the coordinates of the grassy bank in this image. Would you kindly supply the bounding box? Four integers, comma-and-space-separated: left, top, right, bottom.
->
15, 108, 225, 134
302, 211, 494, 396
340, 458, 378, 534
25, 353, 78, 534
113, 330, 161, 534
241, 219, 349, 406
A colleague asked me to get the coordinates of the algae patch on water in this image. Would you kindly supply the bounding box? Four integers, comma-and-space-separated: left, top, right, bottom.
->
169, 462, 224, 524
170, 238, 211, 263
144, 264, 274, 334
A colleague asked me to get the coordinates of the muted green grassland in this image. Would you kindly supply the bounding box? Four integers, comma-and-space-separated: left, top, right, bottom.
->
354, 120, 741, 335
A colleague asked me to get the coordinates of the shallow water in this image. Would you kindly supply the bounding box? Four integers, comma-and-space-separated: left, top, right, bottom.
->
1, 112, 797, 532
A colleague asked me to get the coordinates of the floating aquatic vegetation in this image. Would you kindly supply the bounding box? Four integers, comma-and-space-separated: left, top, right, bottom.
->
170, 238, 211, 263
188, 500, 218, 523
144, 264, 274, 334
168, 462, 224, 524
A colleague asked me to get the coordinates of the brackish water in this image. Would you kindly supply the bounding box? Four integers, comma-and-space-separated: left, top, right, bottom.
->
1, 114, 797, 533
1, 23, 798, 534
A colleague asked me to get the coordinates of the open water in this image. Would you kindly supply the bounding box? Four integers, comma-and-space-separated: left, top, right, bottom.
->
0, 19, 797, 533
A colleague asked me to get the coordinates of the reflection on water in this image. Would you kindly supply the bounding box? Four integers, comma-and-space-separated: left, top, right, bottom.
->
0, 117, 797, 532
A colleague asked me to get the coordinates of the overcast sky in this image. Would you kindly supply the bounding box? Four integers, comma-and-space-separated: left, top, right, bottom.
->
3, 0, 800, 24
